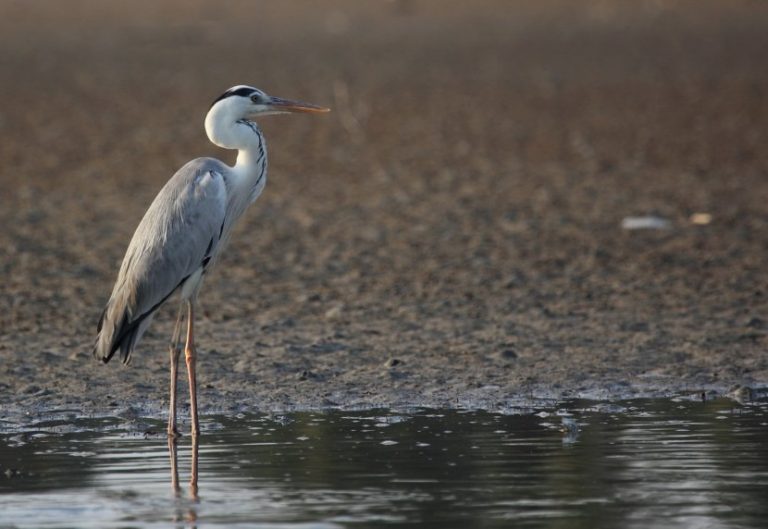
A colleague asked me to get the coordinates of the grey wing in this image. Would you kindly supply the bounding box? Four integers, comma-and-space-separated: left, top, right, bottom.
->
95, 158, 228, 364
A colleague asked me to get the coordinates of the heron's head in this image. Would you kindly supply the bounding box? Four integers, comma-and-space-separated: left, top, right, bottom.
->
209, 85, 330, 119
205, 85, 329, 149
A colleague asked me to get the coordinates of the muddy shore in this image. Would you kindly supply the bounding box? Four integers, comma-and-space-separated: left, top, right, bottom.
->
1, 1, 767, 421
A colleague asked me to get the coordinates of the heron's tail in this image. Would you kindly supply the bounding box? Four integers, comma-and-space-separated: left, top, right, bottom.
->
94, 299, 153, 365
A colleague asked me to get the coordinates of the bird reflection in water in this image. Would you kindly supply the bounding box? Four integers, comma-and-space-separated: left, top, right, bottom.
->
92, 85, 328, 527
168, 435, 199, 527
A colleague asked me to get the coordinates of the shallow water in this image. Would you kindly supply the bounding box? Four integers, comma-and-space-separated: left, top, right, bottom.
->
1, 397, 767, 528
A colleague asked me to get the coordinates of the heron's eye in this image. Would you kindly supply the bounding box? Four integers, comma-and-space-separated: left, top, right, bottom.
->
251, 95, 261, 103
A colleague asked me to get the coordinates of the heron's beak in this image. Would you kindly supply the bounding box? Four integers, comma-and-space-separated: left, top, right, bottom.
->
267, 96, 330, 114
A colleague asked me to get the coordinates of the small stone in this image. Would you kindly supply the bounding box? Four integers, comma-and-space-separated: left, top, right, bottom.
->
746, 317, 765, 329
621, 215, 671, 230
499, 349, 518, 360
690, 212, 712, 225
324, 304, 344, 320
297, 370, 313, 381
728, 385, 752, 403
385, 358, 401, 368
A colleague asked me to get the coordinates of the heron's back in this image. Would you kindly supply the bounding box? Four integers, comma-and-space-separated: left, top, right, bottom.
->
95, 158, 229, 364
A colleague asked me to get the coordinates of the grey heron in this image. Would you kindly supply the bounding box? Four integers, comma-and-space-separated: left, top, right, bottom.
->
94, 85, 329, 441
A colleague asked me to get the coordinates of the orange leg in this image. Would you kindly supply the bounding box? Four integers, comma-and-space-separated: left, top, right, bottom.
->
184, 299, 200, 438
184, 300, 201, 487
168, 303, 185, 438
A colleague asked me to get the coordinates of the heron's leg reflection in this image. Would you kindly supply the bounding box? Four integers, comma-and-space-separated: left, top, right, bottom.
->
190, 432, 200, 498
168, 435, 180, 493
168, 434, 199, 521
168, 303, 185, 438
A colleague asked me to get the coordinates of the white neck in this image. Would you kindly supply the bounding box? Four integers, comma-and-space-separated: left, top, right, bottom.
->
204, 102, 268, 204
206, 102, 266, 169
235, 143, 265, 174
205, 101, 257, 151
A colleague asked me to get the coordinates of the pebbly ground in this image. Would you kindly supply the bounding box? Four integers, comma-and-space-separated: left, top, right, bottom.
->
1, 1, 767, 423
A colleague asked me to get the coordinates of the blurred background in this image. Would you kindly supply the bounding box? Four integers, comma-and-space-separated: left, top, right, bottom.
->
1, 0, 767, 405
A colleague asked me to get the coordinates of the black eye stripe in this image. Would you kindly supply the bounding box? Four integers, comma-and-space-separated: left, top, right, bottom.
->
210, 86, 258, 109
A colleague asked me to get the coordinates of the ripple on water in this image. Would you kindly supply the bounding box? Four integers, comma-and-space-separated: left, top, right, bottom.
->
1, 398, 767, 528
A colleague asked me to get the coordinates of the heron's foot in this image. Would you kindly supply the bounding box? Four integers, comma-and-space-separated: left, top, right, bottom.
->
167, 425, 182, 439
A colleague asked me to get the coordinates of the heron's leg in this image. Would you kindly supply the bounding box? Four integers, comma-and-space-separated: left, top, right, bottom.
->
168, 303, 185, 438
184, 299, 200, 439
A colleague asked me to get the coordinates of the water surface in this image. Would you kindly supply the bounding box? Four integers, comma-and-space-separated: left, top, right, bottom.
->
1, 397, 767, 528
